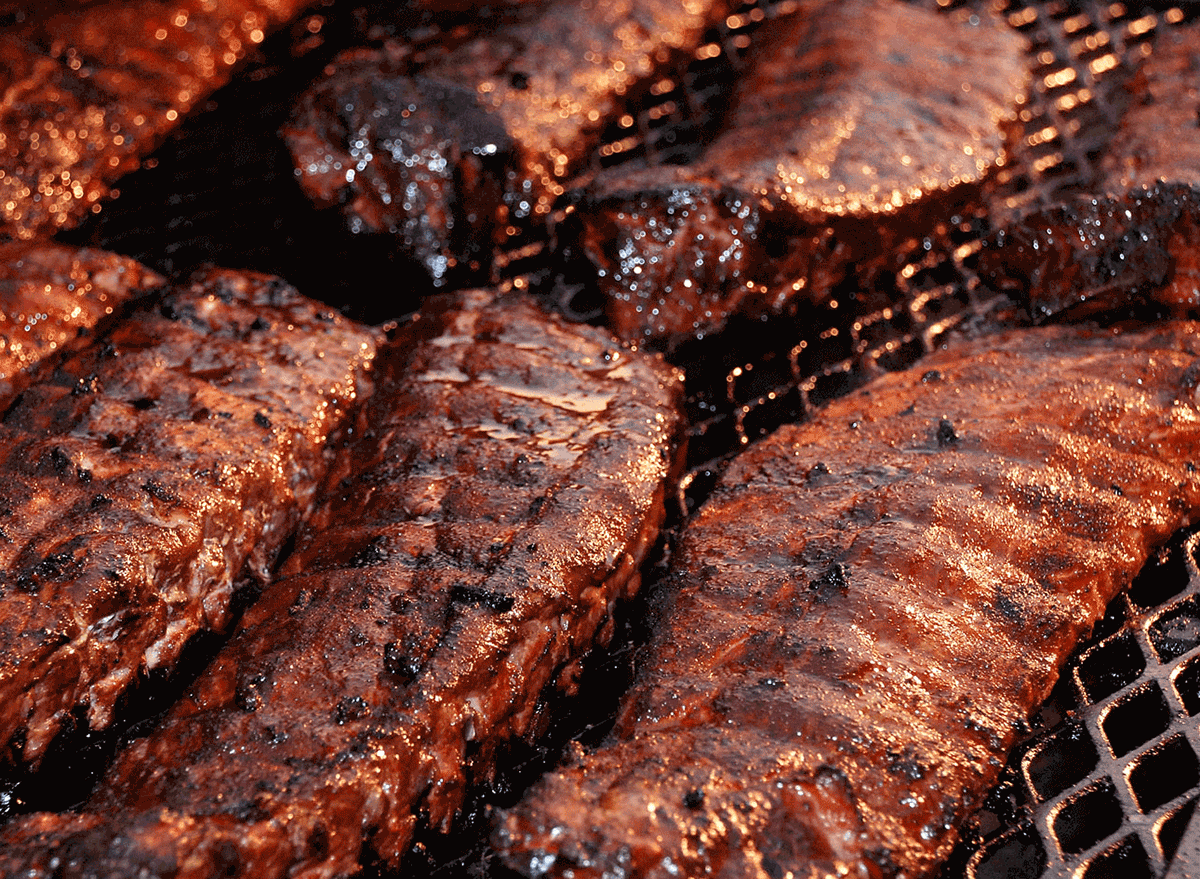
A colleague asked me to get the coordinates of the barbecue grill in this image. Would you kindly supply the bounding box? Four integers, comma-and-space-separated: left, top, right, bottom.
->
9, 0, 1200, 876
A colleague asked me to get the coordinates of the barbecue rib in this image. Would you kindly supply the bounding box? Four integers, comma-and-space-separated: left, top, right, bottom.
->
978, 183, 1200, 321
555, 0, 1028, 349
0, 288, 686, 879
283, 0, 732, 287
0, 0, 311, 240
0, 269, 377, 767
0, 243, 162, 403
496, 319, 1200, 879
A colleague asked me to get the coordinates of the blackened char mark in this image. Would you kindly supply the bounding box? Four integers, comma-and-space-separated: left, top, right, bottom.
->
0, 267, 377, 768
496, 320, 1200, 879
558, 0, 1029, 350
0, 1, 313, 239
978, 183, 1200, 322
284, 0, 735, 288
0, 288, 686, 879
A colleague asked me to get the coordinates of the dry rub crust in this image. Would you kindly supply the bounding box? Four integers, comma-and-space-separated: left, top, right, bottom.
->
0, 288, 686, 879
0, 0, 311, 240
0, 268, 377, 767
0, 242, 163, 404
562, 0, 1029, 349
497, 320, 1200, 879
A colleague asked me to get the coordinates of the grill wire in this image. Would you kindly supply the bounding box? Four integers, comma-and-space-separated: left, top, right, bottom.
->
28, 0, 1200, 876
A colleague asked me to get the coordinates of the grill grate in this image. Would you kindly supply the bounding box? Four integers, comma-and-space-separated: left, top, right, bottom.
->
956, 529, 1200, 879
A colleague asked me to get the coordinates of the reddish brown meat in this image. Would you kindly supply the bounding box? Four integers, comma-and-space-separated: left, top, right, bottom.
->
558, 0, 1028, 349
0, 288, 686, 878
1101, 20, 1200, 192
0, 243, 162, 403
0, 0, 311, 240
283, 0, 732, 286
0, 269, 377, 767
496, 319, 1200, 879
978, 182, 1200, 320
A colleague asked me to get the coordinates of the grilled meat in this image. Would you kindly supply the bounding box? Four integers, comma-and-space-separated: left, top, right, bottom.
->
283, 0, 732, 288
978, 182, 1200, 321
557, 0, 1028, 349
0, 269, 377, 767
0, 243, 162, 403
0, 0, 311, 240
1101, 20, 1200, 192
496, 319, 1200, 879
0, 288, 686, 879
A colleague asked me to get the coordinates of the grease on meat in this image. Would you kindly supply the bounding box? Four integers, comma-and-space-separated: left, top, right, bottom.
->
497, 320, 1200, 879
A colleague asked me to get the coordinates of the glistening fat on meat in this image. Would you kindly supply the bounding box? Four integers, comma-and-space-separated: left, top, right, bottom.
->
556, 0, 1029, 349
283, 0, 734, 287
0, 243, 164, 403
496, 318, 1200, 879
0, 287, 686, 879
0, 268, 377, 768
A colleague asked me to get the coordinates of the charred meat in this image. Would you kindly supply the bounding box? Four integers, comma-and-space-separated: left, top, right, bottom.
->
0, 288, 685, 878
0, 0, 311, 240
496, 319, 1200, 879
283, 0, 733, 288
0, 243, 162, 403
978, 182, 1200, 320
0, 269, 377, 767
555, 0, 1028, 349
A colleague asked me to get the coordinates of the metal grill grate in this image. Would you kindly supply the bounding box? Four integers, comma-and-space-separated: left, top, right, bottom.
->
954, 528, 1200, 879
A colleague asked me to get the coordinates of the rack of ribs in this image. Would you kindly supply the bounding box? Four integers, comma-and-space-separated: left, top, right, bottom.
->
553, 0, 1029, 349
496, 317, 1200, 879
0, 268, 377, 767
0, 287, 686, 878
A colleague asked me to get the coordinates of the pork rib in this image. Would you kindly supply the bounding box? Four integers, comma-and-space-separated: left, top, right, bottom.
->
0, 0, 312, 240
0, 268, 377, 767
0, 288, 686, 878
558, 0, 1028, 349
497, 319, 1200, 879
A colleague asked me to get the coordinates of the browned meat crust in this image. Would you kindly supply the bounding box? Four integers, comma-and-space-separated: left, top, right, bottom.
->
283, 0, 732, 286
0, 288, 686, 879
558, 0, 1028, 349
0, 270, 377, 767
978, 182, 1200, 321
1101, 20, 1200, 192
0, 0, 312, 240
495, 319, 1200, 879
0, 243, 163, 403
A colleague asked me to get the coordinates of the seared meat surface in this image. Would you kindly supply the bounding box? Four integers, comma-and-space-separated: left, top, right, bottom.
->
284, 0, 732, 287
496, 319, 1200, 879
978, 183, 1200, 320
1101, 20, 1200, 192
558, 0, 1028, 349
0, 288, 686, 879
0, 270, 377, 767
0, 0, 311, 240
0, 243, 162, 403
